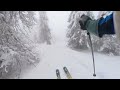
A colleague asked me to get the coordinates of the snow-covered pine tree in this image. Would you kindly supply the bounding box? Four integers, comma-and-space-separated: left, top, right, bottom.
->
0, 11, 39, 79
39, 11, 51, 45
67, 11, 120, 56
66, 11, 94, 49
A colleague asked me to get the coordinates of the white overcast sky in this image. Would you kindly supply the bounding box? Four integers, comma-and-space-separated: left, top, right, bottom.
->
47, 11, 70, 36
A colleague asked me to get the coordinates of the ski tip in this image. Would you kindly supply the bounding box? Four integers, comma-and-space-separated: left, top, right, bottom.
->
56, 69, 61, 79
56, 69, 60, 71
93, 74, 96, 77
56, 69, 59, 71
63, 67, 67, 69
56, 69, 59, 73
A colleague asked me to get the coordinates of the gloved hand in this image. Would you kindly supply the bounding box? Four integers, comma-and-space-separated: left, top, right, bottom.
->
79, 14, 92, 30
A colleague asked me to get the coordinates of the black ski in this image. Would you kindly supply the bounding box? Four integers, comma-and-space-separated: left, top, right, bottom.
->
56, 69, 61, 79
63, 67, 72, 79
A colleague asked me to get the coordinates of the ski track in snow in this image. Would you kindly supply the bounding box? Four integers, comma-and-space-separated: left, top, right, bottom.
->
21, 40, 120, 79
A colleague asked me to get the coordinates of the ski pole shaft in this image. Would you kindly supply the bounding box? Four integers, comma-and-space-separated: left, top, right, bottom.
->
87, 32, 96, 77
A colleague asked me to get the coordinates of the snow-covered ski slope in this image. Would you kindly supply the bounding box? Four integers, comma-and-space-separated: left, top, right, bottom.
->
22, 39, 120, 79
21, 11, 120, 79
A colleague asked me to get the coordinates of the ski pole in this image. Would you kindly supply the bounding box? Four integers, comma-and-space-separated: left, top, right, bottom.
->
87, 32, 96, 77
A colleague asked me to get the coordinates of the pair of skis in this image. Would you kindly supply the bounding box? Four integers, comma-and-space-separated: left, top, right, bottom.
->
56, 67, 72, 79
